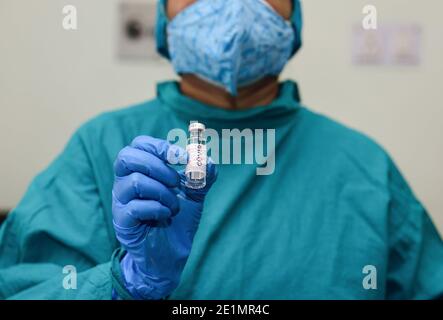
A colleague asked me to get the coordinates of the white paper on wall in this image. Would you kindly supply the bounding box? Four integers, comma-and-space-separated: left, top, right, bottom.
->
352, 23, 422, 66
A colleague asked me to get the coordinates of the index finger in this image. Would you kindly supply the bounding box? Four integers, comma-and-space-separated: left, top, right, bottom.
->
114, 147, 180, 188
131, 136, 187, 165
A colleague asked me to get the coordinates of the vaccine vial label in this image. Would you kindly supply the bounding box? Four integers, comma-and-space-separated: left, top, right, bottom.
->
186, 143, 207, 176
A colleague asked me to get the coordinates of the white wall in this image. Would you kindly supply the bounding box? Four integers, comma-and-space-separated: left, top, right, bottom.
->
1, 1, 442, 231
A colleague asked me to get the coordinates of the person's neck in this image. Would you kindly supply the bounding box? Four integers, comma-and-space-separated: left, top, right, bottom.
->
180, 75, 280, 110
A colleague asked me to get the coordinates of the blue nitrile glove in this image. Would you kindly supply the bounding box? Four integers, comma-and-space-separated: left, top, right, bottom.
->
112, 136, 217, 300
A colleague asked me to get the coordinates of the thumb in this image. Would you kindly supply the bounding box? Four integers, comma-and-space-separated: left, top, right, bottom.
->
179, 157, 218, 203
171, 159, 217, 247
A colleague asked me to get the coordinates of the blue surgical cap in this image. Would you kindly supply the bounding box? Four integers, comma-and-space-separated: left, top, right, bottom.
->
155, 0, 303, 60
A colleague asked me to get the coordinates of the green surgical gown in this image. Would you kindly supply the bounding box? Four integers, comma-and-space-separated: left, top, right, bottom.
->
1, 81, 443, 299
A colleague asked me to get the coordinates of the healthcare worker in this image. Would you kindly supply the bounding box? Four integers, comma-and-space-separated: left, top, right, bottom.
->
1, 0, 443, 300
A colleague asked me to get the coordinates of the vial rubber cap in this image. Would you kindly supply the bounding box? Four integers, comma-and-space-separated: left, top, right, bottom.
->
189, 121, 205, 131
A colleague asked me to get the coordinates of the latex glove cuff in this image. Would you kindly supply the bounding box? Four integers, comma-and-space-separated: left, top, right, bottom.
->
120, 253, 176, 300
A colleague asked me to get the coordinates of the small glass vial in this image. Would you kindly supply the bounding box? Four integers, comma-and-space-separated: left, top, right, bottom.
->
185, 121, 207, 189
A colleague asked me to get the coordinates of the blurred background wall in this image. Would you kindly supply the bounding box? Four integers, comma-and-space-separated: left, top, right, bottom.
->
0, 0, 442, 230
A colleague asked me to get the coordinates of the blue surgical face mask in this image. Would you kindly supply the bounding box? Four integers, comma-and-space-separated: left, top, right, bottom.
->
167, 0, 295, 96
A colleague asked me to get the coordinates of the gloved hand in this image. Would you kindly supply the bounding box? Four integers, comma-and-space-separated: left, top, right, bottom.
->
112, 136, 217, 300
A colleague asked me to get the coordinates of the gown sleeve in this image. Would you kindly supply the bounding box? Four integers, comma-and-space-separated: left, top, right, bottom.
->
386, 160, 443, 299
0, 125, 118, 299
